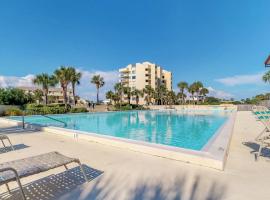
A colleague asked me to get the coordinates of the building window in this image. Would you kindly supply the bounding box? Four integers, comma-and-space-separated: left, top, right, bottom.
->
145, 80, 148, 82
132, 76, 136, 79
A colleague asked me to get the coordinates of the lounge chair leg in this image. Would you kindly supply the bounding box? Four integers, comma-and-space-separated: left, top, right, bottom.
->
6, 168, 27, 200
1, 140, 6, 148
5, 183, 11, 193
257, 143, 263, 161
76, 160, 88, 182
16, 177, 26, 200
6, 138, 14, 151
64, 164, 68, 170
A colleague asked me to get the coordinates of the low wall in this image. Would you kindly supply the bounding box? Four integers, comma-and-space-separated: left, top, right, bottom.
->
149, 105, 237, 111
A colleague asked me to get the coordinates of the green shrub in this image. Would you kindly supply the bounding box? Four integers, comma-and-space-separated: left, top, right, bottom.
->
0, 88, 34, 105
131, 104, 147, 110
69, 107, 88, 113
113, 104, 147, 111
25, 103, 67, 115
4, 108, 23, 116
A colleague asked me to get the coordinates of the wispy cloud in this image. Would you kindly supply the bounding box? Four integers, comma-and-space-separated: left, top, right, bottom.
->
76, 69, 118, 100
207, 87, 234, 99
215, 72, 264, 86
0, 74, 35, 88
0, 69, 119, 101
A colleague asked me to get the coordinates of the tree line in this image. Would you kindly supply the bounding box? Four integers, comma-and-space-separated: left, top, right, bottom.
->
106, 81, 209, 105
0, 66, 211, 107
32, 66, 105, 107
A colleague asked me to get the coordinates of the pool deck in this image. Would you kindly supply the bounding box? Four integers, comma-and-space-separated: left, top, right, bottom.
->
0, 111, 269, 200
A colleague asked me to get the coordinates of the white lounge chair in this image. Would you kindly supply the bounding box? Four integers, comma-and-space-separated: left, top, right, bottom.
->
0, 151, 89, 199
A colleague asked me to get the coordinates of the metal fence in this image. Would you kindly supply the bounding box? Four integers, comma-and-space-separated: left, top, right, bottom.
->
257, 100, 270, 109
237, 104, 253, 111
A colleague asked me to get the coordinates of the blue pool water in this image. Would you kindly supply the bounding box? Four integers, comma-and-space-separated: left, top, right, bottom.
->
10, 110, 229, 150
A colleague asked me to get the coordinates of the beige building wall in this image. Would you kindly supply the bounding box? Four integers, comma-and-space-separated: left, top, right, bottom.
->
17, 86, 74, 104
119, 62, 173, 105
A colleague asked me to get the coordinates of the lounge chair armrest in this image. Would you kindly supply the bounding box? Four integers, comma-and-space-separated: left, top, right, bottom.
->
0, 167, 20, 179
0, 167, 26, 199
0, 167, 18, 174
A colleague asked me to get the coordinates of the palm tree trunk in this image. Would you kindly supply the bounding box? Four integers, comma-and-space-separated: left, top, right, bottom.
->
183, 96, 185, 105
45, 94, 48, 105
63, 85, 68, 108
72, 83, 76, 106
97, 87, 99, 103
181, 91, 184, 104
44, 89, 48, 105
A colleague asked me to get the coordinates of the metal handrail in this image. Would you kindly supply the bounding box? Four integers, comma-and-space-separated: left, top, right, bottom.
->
41, 115, 67, 126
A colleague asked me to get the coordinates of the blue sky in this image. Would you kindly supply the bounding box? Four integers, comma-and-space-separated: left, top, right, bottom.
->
0, 0, 270, 100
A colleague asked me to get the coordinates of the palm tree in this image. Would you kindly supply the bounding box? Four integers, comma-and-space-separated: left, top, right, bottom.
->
33, 89, 43, 104
114, 83, 124, 105
177, 81, 188, 104
91, 75, 105, 103
54, 66, 73, 108
33, 73, 57, 105
123, 86, 132, 104
189, 81, 203, 104
188, 84, 196, 104
200, 88, 209, 103
70, 68, 82, 105
131, 89, 143, 105
263, 70, 270, 84
106, 90, 114, 104
143, 85, 155, 105
177, 92, 186, 104
167, 91, 177, 105
112, 93, 120, 104
155, 85, 167, 105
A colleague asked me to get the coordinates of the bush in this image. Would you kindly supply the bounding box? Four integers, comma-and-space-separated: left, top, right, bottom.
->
69, 107, 88, 113
0, 88, 33, 105
113, 104, 147, 111
25, 103, 67, 115
131, 104, 148, 110
4, 108, 23, 116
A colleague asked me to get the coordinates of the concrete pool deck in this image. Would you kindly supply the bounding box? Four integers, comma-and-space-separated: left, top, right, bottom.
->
0, 111, 269, 199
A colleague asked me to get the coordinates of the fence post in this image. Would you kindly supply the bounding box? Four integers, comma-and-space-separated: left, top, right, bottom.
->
22, 111, 25, 129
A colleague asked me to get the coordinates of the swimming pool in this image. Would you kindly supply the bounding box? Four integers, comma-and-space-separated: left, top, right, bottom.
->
10, 110, 230, 151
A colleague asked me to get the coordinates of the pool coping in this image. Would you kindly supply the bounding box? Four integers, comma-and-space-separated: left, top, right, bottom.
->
0, 110, 236, 170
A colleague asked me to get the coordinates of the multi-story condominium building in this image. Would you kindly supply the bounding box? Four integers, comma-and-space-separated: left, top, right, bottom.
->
18, 86, 74, 104
119, 61, 172, 105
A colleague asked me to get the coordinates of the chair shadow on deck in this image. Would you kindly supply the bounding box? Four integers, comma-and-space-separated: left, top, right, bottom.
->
0, 165, 103, 200
0, 144, 29, 154
0, 127, 40, 135
243, 141, 270, 160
